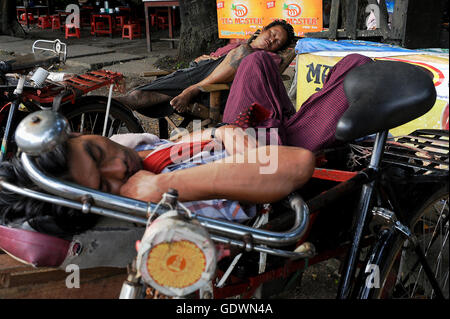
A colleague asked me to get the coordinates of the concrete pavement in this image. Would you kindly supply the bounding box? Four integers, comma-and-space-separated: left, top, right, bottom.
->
0, 26, 178, 77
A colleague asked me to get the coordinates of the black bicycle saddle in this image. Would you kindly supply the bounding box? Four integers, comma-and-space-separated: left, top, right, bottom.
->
335, 60, 436, 142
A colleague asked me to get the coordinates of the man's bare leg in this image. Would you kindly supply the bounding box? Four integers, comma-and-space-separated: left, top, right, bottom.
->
116, 89, 172, 110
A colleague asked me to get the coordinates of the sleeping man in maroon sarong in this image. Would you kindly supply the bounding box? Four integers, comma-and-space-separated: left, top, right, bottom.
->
116, 18, 373, 152
116, 20, 296, 114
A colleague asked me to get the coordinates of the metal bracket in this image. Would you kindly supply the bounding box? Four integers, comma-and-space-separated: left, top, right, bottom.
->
371, 207, 414, 242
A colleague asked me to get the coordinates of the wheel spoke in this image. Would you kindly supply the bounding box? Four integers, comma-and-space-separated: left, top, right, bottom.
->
63, 103, 143, 140
411, 196, 449, 298
383, 192, 449, 299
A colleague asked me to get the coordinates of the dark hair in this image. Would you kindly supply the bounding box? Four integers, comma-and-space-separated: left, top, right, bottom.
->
263, 19, 296, 51
0, 141, 98, 238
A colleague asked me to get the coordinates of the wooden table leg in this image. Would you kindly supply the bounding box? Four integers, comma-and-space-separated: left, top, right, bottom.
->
109, 15, 113, 38
168, 6, 173, 49
145, 3, 152, 52
93, 15, 98, 37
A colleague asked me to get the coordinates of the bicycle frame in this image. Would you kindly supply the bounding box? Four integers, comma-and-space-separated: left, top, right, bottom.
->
333, 130, 447, 299
337, 130, 389, 298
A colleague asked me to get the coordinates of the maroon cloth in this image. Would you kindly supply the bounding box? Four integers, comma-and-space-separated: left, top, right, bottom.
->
223, 52, 373, 152
210, 43, 241, 57
210, 43, 282, 66
223, 50, 296, 131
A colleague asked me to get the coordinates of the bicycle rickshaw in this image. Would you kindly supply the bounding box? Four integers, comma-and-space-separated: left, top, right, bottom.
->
0, 42, 448, 299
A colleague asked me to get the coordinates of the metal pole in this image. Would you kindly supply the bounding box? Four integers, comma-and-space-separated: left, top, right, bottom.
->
102, 84, 114, 136
0, 101, 17, 161
338, 130, 388, 299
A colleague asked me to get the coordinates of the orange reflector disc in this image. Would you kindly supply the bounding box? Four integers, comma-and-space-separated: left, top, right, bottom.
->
147, 240, 206, 288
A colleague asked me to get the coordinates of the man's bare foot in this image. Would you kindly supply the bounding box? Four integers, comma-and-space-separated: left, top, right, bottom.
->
116, 90, 171, 110
170, 86, 201, 113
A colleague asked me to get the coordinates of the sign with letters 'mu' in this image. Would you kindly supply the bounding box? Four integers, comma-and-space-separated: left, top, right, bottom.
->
296, 53, 449, 136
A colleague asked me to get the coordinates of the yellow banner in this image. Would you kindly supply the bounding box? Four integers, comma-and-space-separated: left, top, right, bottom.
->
296, 53, 449, 137
216, 0, 323, 39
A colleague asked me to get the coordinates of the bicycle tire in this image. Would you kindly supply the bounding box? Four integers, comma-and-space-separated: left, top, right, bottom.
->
359, 183, 449, 299
61, 102, 144, 136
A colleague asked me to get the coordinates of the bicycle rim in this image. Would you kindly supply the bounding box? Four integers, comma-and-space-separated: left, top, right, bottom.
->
379, 187, 449, 299
62, 103, 143, 136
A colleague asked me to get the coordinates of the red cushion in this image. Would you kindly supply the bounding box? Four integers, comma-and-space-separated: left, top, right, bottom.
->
0, 225, 70, 267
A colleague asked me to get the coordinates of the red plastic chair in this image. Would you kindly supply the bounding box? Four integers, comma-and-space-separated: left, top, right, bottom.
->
115, 16, 126, 33
20, 13, 35, 25
122, 24, 141, 40
65, 25, 81, 39
157, 16, 168, 30
91, 21, 106, 35
150, 13, 157, 26
51, 15, 61, 30
37, 16, 52, 29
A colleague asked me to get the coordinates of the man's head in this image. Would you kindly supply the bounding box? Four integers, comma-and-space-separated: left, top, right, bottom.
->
250, 20, 295, 52
0, 134, 143, 235
67, 135, 142, 195
0, 137, 98, 235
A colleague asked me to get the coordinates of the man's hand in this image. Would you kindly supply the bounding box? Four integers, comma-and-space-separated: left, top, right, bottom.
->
120, 170, 164, 203
194, 55, 218, 63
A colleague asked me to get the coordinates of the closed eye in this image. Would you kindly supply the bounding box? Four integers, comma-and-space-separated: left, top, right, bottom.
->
84, 141, 105, 164
84, 141, 109, 191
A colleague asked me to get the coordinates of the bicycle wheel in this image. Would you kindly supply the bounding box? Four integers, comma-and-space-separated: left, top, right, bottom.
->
62, 102, 144, 136
368, 185, 449, 299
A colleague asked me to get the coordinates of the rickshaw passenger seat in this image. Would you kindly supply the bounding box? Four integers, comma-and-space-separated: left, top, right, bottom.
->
335, 61, 436, 142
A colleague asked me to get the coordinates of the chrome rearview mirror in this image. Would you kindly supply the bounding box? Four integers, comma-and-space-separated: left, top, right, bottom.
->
15, 110, 71, 155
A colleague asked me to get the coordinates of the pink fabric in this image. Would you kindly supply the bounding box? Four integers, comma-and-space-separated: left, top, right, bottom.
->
223, 52, 373, 152
0, 225, 70, 267
223, 50, 295, 143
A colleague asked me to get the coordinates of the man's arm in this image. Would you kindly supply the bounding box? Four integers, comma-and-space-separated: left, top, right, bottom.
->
120, 145, 315, 204
175, 125, 258, 156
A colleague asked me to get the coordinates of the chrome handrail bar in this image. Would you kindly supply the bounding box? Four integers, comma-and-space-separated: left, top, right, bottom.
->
20, 152, 310, 248
192, 194, 309, 247
21, 152, 155, 218
0, 177, 310, 259
0, 178, 148, 225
